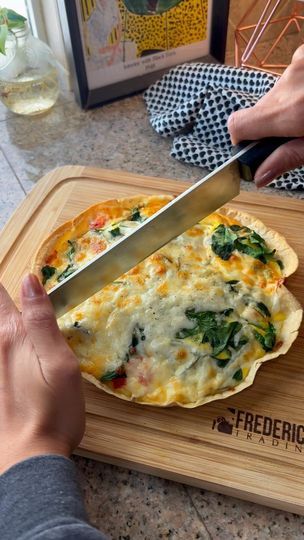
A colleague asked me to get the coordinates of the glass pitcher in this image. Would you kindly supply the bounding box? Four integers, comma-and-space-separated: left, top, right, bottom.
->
0, 23, 59, 115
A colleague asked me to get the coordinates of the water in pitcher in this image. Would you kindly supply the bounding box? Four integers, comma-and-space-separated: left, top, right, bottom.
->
0, 67, 59, 116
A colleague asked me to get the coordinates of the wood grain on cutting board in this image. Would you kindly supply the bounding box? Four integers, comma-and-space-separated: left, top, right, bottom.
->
0, 166, 303, 514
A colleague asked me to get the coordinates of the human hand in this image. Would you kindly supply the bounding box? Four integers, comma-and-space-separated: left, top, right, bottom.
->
228, 45, 304, 187
0, 274, 85, 475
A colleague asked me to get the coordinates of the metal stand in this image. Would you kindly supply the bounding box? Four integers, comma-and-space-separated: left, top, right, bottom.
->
235, 0, 304, 75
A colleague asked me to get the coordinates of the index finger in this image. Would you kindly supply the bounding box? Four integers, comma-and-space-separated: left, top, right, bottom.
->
227, 103, 286, 145
0, 283, 20, 320
0, 283, 22, 353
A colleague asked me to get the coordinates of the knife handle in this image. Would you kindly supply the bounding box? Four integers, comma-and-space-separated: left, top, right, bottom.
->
233, 137, 294, 182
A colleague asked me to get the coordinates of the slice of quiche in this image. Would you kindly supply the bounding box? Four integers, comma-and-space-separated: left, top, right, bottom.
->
32, 195, 303, 408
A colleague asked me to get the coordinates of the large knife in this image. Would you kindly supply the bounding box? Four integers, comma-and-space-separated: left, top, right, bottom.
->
49, 138, 290, 317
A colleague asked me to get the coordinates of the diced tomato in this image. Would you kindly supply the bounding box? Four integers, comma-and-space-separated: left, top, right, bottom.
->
45, 250, 57, 264
112, 377, 127, 389
138, 370, 151, 386
138, 374, 148, 386
91, 240, 106, 253
89, 216, 107, 230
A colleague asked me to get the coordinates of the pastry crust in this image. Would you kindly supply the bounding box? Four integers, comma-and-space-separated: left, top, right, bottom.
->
32, 195, 303, 408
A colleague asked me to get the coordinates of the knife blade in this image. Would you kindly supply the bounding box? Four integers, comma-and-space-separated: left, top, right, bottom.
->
48, 138, 290, 317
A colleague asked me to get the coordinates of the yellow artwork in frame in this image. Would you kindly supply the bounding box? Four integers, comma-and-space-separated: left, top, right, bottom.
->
59, 0, 229, 108
80, 0, 208, 63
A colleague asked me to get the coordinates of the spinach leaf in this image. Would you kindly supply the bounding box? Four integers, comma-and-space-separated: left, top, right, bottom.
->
211, 321, 242, 356
211, 224, 280, 266
255, 302, 271, 318
211, 224, 238, 260
41, 265, 56, 285
222, 308, 234, 317
139, 327, 146, 341
217, 359, 230, 368
226, 280, 239, 293
253, 322, 276, 351
214, 349, 231, 363
230, 224, 248, 232
237, 237, 276, 264
100, 370, 118, 381
233, 368, 243, 381
73, 321, 90, 335
67, 240, 76, 261
57, 264, 75, 282
131, 332, 138, 348
110, 226, 121, 237
127, 325, 146, 357
177, 309, 244, 365
234, 336, 249, 351
247, 230, 264, 243
185, 309, 217, 330
235, 238, 265, 259
100, 367, 127, 382
177, 310, 217, 341
176, 326, 201, 339
130, 208, 142, 221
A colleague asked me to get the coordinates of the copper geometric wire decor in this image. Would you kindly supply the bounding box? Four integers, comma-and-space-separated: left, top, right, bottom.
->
235, 0, 304, 75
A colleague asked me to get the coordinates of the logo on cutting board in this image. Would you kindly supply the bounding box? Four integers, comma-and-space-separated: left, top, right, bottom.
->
212, 407, 304, 454
212, 415, 234, 435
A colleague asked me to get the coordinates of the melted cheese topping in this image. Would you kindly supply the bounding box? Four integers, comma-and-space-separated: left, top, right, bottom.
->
40, 198, 285, 406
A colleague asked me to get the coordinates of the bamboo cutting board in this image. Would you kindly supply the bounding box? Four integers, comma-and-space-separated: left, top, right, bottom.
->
1, 166, 304, 514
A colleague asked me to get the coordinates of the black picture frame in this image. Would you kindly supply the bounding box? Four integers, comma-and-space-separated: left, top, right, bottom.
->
58, 0, 230, 110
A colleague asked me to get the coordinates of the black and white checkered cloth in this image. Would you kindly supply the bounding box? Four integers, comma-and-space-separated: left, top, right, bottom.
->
144, 63, 304, 191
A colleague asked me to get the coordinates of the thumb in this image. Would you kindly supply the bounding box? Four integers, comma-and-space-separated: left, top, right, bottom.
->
228, 106, 267, 145
21, 274, 72, 363
254, 137, 304, 187
292, 44, 304, 63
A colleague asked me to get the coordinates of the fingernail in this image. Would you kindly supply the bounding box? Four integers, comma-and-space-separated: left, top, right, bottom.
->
227, 114, 233, 130
254, 170, 275, 188
227, 115, 236, 145
22, 274, 44, 298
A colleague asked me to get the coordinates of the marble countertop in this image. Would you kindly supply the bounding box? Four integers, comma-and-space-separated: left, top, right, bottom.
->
0, 89, 304, 540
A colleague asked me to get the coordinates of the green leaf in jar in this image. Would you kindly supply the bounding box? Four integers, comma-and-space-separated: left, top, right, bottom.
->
6, 9, 27, 29
0, 23, 8, 55
0, 9, 27, 55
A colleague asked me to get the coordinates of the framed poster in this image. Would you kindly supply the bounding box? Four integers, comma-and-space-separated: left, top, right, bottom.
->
58, 0, 230, 109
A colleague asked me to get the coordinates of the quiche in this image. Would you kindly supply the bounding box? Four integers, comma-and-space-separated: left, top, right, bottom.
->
33, 195, 303, 408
